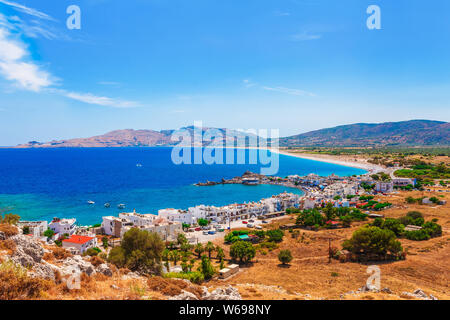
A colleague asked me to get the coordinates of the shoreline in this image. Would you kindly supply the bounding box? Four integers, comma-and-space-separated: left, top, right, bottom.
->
267, 148, 384, 174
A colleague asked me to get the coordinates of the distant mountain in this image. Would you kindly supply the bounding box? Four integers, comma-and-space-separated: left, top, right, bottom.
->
15, 120, 450, 148
277, 120, 450, 147
15, 127, 263, 148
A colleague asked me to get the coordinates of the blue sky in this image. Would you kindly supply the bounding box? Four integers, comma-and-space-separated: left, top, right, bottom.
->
0, 0, 449, 145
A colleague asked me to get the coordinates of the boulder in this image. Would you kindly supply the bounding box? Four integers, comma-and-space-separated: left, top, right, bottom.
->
97, 263, 113, 277
10, 234, 44, 263
202, 285, 242, 300
60, 255, 96, 276
169, 290, 199, 300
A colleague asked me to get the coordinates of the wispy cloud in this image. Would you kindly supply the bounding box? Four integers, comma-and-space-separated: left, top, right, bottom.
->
0, 0, 56, 21
98, 81, 121, 86
243, 79, 257, 88
262, 86, 316, 97
0, 26, 54, 91
63, 91, 139, 108
289, 31, 321, 41
274, 11, 290, 17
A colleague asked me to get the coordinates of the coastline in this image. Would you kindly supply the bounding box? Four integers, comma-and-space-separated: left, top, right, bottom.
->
267, 148, 384, 174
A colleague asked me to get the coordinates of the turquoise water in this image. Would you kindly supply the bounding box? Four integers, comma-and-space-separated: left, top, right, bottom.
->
0, 147, 365, 225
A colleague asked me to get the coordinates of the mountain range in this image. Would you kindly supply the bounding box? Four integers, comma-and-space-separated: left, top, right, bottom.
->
15, 120, 449, 148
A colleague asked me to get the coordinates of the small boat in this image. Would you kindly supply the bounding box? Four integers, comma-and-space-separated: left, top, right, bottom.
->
136, 163, 143, 167
117, 204, 126, 209
87, 200, 95, 205
104, 203, 111, 208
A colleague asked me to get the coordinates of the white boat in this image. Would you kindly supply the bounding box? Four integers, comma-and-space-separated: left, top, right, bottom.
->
117, 204, 126, 209
136, 163, 143, 167
87, 200, 95, 205
104, 203, 111, 208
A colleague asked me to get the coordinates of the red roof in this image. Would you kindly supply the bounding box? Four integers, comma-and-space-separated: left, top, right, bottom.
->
63, 235, 94, 245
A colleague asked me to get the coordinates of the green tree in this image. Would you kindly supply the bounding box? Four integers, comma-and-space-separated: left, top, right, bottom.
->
216, 246, 225, 262
205, 241, 215, 259
199, 255, 215, 280
43, 229, 55, 238
22, 226, 30, 235
278, 249, 293, 265
266, 229, 284, 243
162, 249, 170, 272
107, 228, 165, 274
102, 236, 109, 249
194, 243, 204, 259
177, 233, 188, 246
230, 241, 256, 264
197, 218, 209, 227
343, 226, 403, 260
323, 202, 336, 220
169, 250, 180, 266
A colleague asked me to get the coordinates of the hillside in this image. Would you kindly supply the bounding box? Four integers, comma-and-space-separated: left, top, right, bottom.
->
278, 120, 450, 147
15, 127, 262, 148
15, 120, 450, 148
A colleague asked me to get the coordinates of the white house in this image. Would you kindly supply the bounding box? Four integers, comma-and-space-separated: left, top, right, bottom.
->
62, 235, 97, 254
49, 218, 76, 236
375, 181, 394, 193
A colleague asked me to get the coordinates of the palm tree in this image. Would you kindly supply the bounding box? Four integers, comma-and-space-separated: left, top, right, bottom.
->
194, 243, 204, 259
170, 250, 180, 266
216, 246, 225, 262
205, 241, 215, 259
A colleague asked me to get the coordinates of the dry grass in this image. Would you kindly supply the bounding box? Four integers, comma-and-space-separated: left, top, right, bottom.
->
208, 190, 450, 300
0, 224, 18, 238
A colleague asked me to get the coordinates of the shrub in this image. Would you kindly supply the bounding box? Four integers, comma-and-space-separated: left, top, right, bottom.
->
405, 229, 430, 241
0, 224, 18, 238
266, 229, 284, 243
0, 260, 49, 299
342, 226, 403, 261
382, 218, 405, 236
199, 255, 215, 280
108, 228, 164, 274
230, 241, 256, 264
278, 250, 293, 265
296, 209, 325, 227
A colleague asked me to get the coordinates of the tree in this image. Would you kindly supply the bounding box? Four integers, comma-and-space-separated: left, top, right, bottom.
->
0, 211, 20, 225
197, 218, 209, 227
169, 250, 180, 266
102, 236, 109, 249
108, 228, 165, 274
162, 249, 170, 272
266, 229, 284, 243
177, 233, 188, 246
22, 226, 30, 235
205, 241, 215, 259
182, 223, 190, 231
199, 255, 215, 280
278, 249, 293, 265
216, 246, 225, 262
230, 241, 256, 264
43, 229, 55, 239
194, 243, 204, 259
323, 202, 336, 220
343, 226, 403, 260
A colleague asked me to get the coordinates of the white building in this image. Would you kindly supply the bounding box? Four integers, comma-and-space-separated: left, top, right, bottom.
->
158, 208, 194, 224
49, 218, 76, 236
375, 181, 394, 193
62, 235, 97, 254
17, 220, 48, 237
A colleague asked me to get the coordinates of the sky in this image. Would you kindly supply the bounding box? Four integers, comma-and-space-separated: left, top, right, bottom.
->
0, 0, 449, 146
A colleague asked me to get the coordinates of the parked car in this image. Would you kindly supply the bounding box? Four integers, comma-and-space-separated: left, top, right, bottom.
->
208, 231, 216, 235
249, 219, 255, 223
255, 225, 263, 230
203, 231, 209, 235
247, 223, 254, 228
242, 221, 248, 224
262, 220, 268, 224
195, 227, 201, 231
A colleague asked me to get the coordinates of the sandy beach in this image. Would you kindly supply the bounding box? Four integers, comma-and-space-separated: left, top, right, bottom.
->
268, 148, 385, 173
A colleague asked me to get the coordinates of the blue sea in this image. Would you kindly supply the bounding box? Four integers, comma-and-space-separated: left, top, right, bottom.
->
0, 148, 365, 225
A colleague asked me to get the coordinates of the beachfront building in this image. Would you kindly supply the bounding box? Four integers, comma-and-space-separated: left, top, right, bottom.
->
393, 178, 416, 187
119, 210, 156, 226
17, 220, 48, 238
49, 217, 76, 237
102, 216, 133, 238
120, 217, 182, 241
158, 208, 195, 224
62, 235, 97, 254
375, 181, 394, 193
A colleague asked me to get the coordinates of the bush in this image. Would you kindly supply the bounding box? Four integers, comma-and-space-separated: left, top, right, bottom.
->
85, 247, 101, 256
230, 241, 256, 264
266, 229, 284, 243
197, 218, 209, 227
405, 230, 430, 241
296, 209, 325, 227
382, 218, 405, 236
0, 260, 49, 299
342, 227, 403, 261
0, 224, 18, 238
278, 250, 293, 265
108, 228, 164, 274
199, 255, 215, 280
163, 271, 205, 284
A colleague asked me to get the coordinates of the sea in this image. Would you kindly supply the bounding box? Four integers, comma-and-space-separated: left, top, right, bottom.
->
0, 147, 366, 225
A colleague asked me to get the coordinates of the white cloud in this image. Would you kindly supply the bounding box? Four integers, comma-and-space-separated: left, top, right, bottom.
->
243, 79, 257, 88
262, 86, 315, 97
64, 91, 139, 108
0, 0, 56, 21
289, 32, 321, 41
0, 27, 54, 91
